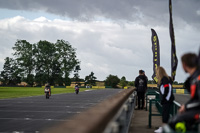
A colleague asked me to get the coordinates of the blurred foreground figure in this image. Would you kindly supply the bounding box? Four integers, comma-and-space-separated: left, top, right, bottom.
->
169, 53, 200, 132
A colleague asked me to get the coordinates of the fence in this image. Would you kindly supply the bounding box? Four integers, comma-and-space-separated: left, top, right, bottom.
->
147, 89, 200, 132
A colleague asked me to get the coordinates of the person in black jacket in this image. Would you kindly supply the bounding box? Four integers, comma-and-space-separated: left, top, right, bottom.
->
169, 53, 200, 132
135, 70, 147, 110
154, 66, 174, 133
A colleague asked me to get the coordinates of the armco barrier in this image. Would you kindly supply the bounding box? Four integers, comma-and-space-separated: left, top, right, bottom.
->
124, 87, 128, 89
148, 98, 162, 128
105, 86, 112, 88
147, 89, 182, 128
147, 84, 184, 88
173, 89, 189, 94
104, 91, 137, 133
66, 86, 72, 88
92, 86, 105, 89
43, 88, 136, 133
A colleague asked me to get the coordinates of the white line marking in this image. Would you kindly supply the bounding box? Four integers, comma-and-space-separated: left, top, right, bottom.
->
0, 110, 83, 113
0, 117, 71, 122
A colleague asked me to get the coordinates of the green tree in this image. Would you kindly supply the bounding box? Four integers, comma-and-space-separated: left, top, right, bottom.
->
147, 80, 156, 84
1, 39, 80, 86
55, 40, 80, 86
73, 65, 81, 83
105, 74, 120, 88
12, 40, 34, 85
85, 72, 97, 86
0, 57, 21, 85
0, 57, 11, 85
120, 76, 128, 88
33, 40, 80, 86
128, 81, 134, 86
65, 77, 71, 86
26, 74, 34, 86
173, 81, 179, 85
34, 40, 55, 85
51, 59, 63, 86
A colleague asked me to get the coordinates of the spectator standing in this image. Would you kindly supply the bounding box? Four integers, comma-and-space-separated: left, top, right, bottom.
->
135, 70, 147, 110
154, 66, 174, 133
142, 70, 148, 108
142, 70, 148, 91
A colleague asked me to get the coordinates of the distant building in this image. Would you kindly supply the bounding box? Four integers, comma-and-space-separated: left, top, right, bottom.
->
70, 82, 85, 87
96, 81, 105, 86
17, 82, 28, 86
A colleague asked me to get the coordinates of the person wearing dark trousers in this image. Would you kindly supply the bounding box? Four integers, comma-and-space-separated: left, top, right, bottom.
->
135, 70, 147, 110
169, 53, 200, 132
154, 66, 174, 133
142, 70, 148, 108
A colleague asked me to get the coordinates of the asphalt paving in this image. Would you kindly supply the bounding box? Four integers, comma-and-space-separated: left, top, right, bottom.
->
0, 89, 121, 133
174, 93, 190, 105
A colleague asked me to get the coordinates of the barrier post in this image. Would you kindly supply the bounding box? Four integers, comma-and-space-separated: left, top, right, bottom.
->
149, 98, 152, 128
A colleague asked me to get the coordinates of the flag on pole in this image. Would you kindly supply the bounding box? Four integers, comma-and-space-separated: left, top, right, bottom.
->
198, 48, 200, 70
151, 29, 160, 83
169, 0, 178, 81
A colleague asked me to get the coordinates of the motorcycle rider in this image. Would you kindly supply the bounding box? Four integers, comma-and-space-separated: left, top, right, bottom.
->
44, 83, 51, 96
169, 53, 200, 132
75, 84, 79, 94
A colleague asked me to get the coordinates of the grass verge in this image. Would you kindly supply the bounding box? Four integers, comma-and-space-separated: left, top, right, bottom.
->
0, 87, 95, 99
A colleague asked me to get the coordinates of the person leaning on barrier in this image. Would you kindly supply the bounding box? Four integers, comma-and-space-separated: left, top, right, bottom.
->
154, 66, 174, 133
168, 53, 200, 132
135, 70, 147, 110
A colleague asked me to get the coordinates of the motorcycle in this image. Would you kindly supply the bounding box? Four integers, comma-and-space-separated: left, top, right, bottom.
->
75, 86, 79, 94
44, 88, 50, 99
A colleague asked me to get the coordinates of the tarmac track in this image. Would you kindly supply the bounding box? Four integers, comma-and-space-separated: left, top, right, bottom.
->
174, 94, 190, 105
0, 89, 121, 133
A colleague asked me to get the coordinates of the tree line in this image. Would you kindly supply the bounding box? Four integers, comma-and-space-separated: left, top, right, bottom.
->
0, 39, 180, 87
0, 39, 132, 88
0, 40, 80, 86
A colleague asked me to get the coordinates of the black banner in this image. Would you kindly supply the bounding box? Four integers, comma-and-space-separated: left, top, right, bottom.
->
198, 48, 200, 69
151, 28, 160, 83
169, 0, 178, 81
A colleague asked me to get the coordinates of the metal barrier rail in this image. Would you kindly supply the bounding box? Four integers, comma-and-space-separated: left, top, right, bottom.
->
147, 89, 200, 132
147, 89, 182, 128
148, 98, 162, 128
104, 91, 137, 133
171, 101, 181, 116
43, 88, 136, 133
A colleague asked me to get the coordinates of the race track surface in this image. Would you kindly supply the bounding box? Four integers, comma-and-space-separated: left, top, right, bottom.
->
174, 94, 190, 105
0, 89, 121, 133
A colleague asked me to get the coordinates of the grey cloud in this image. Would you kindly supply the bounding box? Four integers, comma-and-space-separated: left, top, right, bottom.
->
0, 0, 199, 27
0, 16, 199, 82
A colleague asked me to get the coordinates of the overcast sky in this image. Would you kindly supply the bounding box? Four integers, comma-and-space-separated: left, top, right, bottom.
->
0, 0, 199, 82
